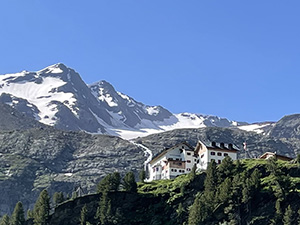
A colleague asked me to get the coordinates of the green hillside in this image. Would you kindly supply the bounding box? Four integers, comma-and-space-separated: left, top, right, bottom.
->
11, 158, 299, 225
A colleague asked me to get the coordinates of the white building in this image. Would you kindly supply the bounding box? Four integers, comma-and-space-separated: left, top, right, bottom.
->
148, 140, 238, 181
148, 142, 196, 181
195, 140, 238, 170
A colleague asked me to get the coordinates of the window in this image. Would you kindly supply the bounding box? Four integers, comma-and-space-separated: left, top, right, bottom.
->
218, 160, 221, 164
201, 154, 204, 158
156, 167, 159, 171
166, 170, 168, 173
194, 159, 197, 162
174, 169, 177, 172
187, 152, 191, 156
224, 153, 228, 156
217, 152, 222, 156
187, 160, 191, 163
211, 152, 216, 155
171, 169, 174, 172
187, 168, 191, 171
176, 158, 180, 161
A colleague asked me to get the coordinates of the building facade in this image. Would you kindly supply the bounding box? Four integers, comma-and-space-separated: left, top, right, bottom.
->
148, 140, 238, 181
195, 140, 238, 170
148, 142, 196, 181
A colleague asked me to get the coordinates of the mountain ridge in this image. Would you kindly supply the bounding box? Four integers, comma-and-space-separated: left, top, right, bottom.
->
0, 63, 246, 138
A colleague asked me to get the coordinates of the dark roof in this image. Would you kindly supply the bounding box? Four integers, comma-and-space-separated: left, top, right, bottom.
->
201, 140, 239, 151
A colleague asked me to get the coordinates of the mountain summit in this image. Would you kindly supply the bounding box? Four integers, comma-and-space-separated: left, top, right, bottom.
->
0, 63, 245, 138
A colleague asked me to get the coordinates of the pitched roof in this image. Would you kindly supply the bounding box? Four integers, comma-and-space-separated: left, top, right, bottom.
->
149, 142, 193, 164
259, 152, 293, 161
195, 140, 239, 152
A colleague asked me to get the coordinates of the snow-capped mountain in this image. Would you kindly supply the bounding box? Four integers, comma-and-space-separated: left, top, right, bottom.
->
0, 63, 247, 139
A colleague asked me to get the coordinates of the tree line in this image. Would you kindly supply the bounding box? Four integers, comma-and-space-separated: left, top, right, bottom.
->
0, 170, 140, 225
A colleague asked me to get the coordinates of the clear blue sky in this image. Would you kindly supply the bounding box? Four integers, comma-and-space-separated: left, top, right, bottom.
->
0, 1, 299, 123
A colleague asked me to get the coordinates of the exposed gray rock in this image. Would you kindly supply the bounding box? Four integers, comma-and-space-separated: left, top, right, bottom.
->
0, 102, 45, 131
89, 80, 173, 127
134, 127, 299, 159
269, 114, 300, 139
0, 128, 146, 215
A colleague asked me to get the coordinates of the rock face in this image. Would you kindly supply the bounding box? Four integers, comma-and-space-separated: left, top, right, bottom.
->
268, 114, 300, 139
0, 127, 146, 215
134, 127, 300, 159
89, 80, 173, 128
0, 102, 45, 131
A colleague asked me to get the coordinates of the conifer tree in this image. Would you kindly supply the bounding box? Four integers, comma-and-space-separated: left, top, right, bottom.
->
273, 198, 283, 224
234, 159, 242, 174
53, 192, 64, 207
123, 171, 137, 192
189, 164, 197, 181
297, 154, 300, 167
96, 192, 113, 225
176, 203, 185, 224
0, 214, 10, 225
188, 196, 202, 225
139, 169, 146, 183
11, 201, 25, 225
188, 194, 210, 225
111, 172, 121, 191
204, 160, 218, 193
71, 191, 78, 200
33, 189, 50, 225
218, 156, 234, 181
80, 204, 87, 225
27, 209, 34, 220
97, 172, 121, 193
218, 177, 232, 203
283, 205, 293, 225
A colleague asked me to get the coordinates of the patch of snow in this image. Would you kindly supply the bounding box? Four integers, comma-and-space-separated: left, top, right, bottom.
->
238, 123, 272, 134
130, 141, 153, 170
145, 106, 160, 116
99, 94, 118, 107
0, 76, 77, 125
49, 67, 63, 74
64, 173, 73, 176
117, 92, 136, 107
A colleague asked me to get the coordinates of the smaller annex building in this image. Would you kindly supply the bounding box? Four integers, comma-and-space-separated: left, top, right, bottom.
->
148, 140, 239, 181
259, 152, 293, 161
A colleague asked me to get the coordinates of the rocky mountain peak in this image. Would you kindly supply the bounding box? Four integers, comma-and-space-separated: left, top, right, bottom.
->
0, 64, 252, 139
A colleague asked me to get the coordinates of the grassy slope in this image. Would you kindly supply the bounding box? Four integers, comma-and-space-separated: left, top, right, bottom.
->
45, 159, 300, 225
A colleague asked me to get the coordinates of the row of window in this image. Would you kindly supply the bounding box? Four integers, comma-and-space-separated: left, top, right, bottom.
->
153, 167, 193, 174
210, 152, 229, 157
171, 169, 185, 173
